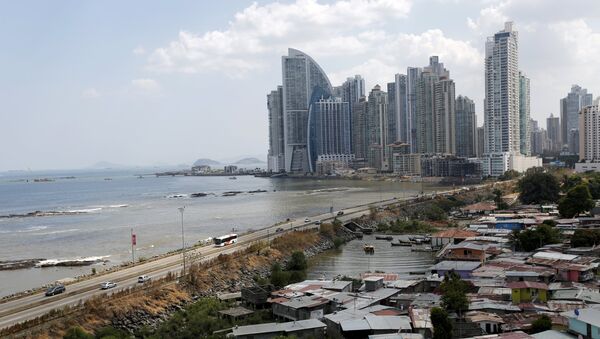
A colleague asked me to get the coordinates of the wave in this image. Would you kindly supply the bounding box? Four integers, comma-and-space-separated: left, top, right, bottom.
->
32, 228, 79, 236
36, 255, 110, 268
0, 226, 49, 234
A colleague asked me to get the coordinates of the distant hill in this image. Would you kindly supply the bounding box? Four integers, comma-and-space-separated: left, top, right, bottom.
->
234, 157, 266, 165
193, 158, 221, 167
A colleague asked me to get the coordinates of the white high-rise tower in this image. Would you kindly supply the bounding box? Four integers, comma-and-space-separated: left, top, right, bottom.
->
484, 22, 520, 155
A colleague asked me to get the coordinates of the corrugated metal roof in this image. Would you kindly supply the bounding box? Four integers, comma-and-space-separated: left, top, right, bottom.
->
431, 260, 481, 271
232, 319, 326, 336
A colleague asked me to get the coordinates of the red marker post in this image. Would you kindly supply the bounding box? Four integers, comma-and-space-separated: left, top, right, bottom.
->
131, 229, 136, 264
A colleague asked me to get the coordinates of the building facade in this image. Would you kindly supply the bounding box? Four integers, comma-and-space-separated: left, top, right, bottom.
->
546, 113, 561, 152
351, 97, 369, 166
366, 85, 390, 170
281, 48, 333, 173
561, 85, 593, 154
307, 97, 352, 172
267, 86, 285, 172
579, 105, 600, 162
484, 22, 520, 155
455, 95, 477, 157
519, 72, 531, 156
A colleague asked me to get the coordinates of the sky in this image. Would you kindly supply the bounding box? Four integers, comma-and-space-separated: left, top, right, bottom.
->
1, 0, 600, 171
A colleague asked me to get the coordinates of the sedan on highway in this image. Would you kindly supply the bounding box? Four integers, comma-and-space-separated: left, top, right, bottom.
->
100, 281, 117, 290
45, 284, 65, 296
304, 218, 311, 222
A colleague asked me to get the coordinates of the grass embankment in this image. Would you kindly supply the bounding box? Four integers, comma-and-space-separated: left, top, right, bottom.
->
364, 182, 515, 234
2, 231, 323, 339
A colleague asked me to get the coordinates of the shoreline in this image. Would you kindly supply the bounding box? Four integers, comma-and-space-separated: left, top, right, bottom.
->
0, 180, 494, 303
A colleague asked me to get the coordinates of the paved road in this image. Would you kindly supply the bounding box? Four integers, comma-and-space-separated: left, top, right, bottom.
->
0, 185, 481, 330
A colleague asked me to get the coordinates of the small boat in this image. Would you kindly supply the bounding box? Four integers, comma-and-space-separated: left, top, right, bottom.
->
229, 177, 237, 180
391, 241, 411, 247
354, 232, 364, 239
375, 235, 393, 241
363, 244, 375, 254
411, 246, 436, 252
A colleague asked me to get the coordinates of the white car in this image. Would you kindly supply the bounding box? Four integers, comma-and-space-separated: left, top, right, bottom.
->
138, 275, 151, 283
100, 281, 117, 290
304, 218, 311, 223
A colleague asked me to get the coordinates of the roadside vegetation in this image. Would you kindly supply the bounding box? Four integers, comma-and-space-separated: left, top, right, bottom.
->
509, 222, 561, 252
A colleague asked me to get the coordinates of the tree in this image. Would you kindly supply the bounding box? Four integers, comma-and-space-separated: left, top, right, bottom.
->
493, 188, 509, 210
562, 174, 583, 192
63, 327, 93, 339
430, 307, 453, 339
269, 263, 290, 288
558, 184, 595, 218
531, 314, 552, 333
440, 271, 469, 315
571, 229, 600, 248
509, 224, 560, 252
517, 171, 560, 204
287, 251, 307, 271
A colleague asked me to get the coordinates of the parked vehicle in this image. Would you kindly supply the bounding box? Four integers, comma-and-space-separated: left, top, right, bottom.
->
138, 275, 151, 283
45, 284, 65, 296
100, 281, 117, 290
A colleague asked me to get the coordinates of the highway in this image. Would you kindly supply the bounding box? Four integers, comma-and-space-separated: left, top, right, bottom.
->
0, 185, 479, 331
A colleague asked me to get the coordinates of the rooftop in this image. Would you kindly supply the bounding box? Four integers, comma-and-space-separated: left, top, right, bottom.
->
506, 281, 548, 290
432, 229, 478, 238
431, 260, 481, 271
562, 308, 600, 328
231, 319, 326, 336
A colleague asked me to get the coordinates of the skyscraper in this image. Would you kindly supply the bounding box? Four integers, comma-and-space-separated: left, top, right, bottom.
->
579, 105, 600, 161
267, 86, 285, 172
546, 113, 561, 153
519, 72, 531, 156
340, 75, 365, 114
406, 67, 422, 153
391, 74, 408, 143
415, 56, 455, 155
307, 97, 351, 171
560, 85, 593, 154
476, 126, 485, 158
366, 85, 389, 170
455, 95, 477, 157
352, 97, 369, 165
281, 48, 333, 172
484, 22, 520, 155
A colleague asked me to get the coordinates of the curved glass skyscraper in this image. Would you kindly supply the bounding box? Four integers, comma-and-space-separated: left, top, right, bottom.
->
282, 48, 333, 172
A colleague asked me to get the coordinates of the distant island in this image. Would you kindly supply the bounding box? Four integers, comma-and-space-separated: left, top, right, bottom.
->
193, 158, 221, 167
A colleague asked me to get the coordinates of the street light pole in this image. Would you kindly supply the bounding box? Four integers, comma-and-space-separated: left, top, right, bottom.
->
178, 206, 186, 275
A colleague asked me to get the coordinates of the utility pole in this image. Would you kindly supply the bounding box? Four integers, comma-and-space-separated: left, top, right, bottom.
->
178, 206, 186, 275
131, 228, 135, 264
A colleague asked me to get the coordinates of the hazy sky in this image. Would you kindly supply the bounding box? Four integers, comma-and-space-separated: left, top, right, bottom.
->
1, 0, 599, 171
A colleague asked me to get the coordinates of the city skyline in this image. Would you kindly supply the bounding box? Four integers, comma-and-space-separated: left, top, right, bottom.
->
2, 0, 600, 171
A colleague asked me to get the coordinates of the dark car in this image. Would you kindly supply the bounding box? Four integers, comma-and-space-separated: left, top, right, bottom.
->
45, 284, 65, 296
337, 211, 344, 216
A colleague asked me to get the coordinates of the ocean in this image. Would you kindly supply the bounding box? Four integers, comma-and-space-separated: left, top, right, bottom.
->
0, 169, 442, 297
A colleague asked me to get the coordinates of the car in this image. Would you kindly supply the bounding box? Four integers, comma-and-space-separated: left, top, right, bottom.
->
138, 275, 151, 283
314, 220, 321, 225
275, 227, 284, 233
337, 211, 344, 216
304, 218, 311, 222
45, 284, 65, 296
100, 281, 117, 290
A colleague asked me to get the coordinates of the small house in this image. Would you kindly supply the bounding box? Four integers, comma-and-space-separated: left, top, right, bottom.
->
507, 281, 548, 304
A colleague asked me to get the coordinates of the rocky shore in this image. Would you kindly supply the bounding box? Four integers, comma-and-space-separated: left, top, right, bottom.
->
108, 228, 356, 334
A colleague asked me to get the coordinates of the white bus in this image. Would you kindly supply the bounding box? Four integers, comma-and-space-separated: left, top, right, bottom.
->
213, 233, 238, 247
